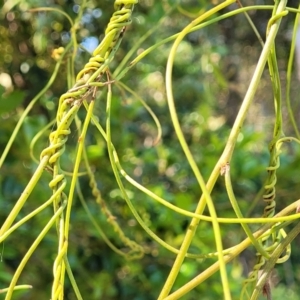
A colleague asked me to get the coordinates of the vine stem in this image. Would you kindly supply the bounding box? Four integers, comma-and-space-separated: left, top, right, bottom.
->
0, 42, 72, 169
0, 155, 50, 236
159, 0, 288, 299
160, 1, 236, 299
163, 199, 299, 300
250, 222, 300, 300
224, 164, 270, 258
4, 204, 65, 300
286, 3, 300, 138
116, 6, 278, 81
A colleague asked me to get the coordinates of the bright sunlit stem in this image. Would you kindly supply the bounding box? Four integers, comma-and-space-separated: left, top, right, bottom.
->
4, 205, 64, 300
160, 1, 236, 299
160, 0, 288, 299
224, 163, 270, 258
0, 155, 50, 236
64, 99, 95, 239
164, 200, 298, 300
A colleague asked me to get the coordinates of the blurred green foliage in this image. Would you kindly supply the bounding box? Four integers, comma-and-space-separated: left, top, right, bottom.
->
1, 0, 300, 299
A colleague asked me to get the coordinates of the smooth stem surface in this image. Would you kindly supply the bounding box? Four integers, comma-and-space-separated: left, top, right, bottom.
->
0, 155, 50, 236
0, 43, 72, 169
225, 165, 270, 258
0, 187, 63, 243
64, 100, 94, 240
0, 285, 32, 294
64, 258, 83, 300
116, 81, 162, 144
116, 6, 275, 81
164, 199, 298, 300
251, 222, 300, 300
218, 0, 287, 166
160, 1, 236, 299
4, 206, 64, 300
159, 0, 287, 298
105, 85, 185, 255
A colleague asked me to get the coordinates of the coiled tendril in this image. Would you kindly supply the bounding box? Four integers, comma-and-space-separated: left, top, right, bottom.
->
241, 2, 292, 298
36, 1, 139, 299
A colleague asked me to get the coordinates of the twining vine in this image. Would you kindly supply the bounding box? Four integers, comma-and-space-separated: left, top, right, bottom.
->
1, 1, 300, 300
0, 1, 139, 299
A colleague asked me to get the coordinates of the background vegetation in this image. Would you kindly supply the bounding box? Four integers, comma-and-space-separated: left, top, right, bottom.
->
1, 0, 300, 299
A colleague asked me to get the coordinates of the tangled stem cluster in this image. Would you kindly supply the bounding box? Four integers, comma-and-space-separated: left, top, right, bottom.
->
46, 2, 138, 299
0, 1, 138, 299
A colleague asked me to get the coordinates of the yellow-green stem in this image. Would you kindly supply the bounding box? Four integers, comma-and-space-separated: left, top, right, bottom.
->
159, 0, 288, 298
